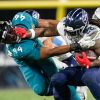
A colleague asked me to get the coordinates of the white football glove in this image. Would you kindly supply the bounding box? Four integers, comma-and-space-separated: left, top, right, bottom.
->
78, 35, 95, 49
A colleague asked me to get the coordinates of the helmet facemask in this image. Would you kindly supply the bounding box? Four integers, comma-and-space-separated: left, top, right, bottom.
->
64, 27, 82, 43
64, 23, 88, 43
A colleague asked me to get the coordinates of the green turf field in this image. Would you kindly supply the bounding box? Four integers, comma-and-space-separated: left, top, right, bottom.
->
0, 89, 95, 100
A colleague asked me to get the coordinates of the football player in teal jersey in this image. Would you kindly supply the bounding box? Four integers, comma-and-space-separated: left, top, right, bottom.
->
7, 11, 58, 96
0, 11, 81, 100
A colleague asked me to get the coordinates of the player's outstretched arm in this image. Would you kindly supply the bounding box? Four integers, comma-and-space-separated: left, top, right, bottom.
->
40, 42, 82, 59
38, 19, 59, 28
14, 19, 59, 39
32, 19, 59, 37
15, 27, 59, 39
40, 45, 70, 59
36, 19, 59, 36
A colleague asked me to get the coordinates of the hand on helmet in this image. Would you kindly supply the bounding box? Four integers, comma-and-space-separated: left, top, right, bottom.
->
14, 27, 27, 38
75, 52, 91, 69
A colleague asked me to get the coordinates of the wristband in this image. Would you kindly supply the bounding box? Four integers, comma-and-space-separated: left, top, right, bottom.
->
29, 29, 35, 39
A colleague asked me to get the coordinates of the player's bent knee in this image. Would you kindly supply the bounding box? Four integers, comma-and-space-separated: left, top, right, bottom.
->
82, 71, 95, 85
51, 73, 67, 87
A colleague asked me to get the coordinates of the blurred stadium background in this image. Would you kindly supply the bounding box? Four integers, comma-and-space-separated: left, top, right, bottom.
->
0, 0, 98, 100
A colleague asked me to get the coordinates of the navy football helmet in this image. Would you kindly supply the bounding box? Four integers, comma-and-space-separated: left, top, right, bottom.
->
63, 8, 89, 41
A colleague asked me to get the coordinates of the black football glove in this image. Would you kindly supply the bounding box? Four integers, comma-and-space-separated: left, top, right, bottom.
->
70, 42, 83, 52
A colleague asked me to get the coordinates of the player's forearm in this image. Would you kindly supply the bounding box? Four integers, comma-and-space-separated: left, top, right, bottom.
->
25, 28, 47, 38
91, 59, 100, 67
36, 19, 59, 36
40, 45, 71, 59
40, 42, 82, 59
38, 19, 59, 28
48, 45, 71, 57
34, 28, 59, 37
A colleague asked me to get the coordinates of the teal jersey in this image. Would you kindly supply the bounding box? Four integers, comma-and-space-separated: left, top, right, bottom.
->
11, 11, 57, 79
12, 12, 38, 30
10, 12, 57, 95
7, 40, 80, 98
7, 39, 57, 82
7, 39, 41, 60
